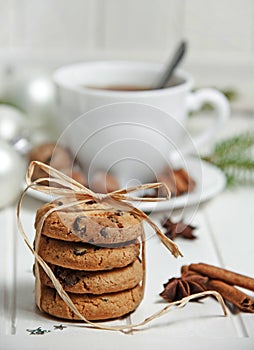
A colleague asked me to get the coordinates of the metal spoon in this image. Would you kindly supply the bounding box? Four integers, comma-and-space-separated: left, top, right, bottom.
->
155, 40, 187, 89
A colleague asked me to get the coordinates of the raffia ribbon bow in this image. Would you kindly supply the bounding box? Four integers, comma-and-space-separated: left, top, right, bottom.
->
17, 161, 226, 332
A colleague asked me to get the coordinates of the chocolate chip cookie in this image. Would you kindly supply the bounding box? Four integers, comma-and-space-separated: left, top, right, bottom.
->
35, 199, 143, 245
39, 259, 142, 294
38, 235, 140, 271
39, 284, 143, 321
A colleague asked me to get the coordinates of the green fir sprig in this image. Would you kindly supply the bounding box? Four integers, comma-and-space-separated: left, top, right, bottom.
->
203, 132, 254, 187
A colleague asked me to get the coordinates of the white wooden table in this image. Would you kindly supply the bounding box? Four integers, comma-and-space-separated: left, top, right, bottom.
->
0, 112, 254, 349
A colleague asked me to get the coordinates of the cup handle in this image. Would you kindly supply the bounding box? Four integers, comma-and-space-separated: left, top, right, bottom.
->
186, 88, 230, 149
169, 88, 230, 167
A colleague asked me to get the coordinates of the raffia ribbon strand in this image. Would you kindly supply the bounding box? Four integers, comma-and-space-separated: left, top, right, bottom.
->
17, 161, 226, 332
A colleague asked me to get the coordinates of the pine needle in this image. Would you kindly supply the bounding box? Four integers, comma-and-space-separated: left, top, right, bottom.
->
203, 132, 254, 187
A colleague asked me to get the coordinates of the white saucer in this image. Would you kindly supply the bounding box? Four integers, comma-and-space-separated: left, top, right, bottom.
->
26, 157, 226, 212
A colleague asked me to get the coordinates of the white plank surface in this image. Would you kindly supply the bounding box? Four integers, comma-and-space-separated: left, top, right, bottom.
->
183, 0, 254, 53
102, 0, 184, 53
11, 0, 97, 49
0, 0, 253, 55
1, 114, 254, 348
8, 199, 252, 340
0, 207, 16, 336
0, 0, 12, 48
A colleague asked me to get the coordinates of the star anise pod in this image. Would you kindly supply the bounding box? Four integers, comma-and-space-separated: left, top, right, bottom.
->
160, 272, 208, 302
161, 217, 197, 240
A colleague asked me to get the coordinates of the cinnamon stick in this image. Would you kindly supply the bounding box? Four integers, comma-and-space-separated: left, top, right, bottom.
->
189, 263, 254, 291
207, 280, 254, 313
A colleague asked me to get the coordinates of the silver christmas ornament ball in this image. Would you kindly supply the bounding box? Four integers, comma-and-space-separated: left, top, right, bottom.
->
0, 140, 26, 208
0, 105, 28, 143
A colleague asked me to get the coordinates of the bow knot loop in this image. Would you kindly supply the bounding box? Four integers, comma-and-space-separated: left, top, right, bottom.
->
25, 160, 182, 258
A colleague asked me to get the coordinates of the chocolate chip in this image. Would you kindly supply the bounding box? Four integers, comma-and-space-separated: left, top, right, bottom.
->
73, 247, 88, 256
54, 266, 80, 286
73, 216, 87, 237
116, 210, 123, 216
58, 201, 63, 206
54, 265, 64, 279
108, 214, 118, 223
64, 274, 80, 286
100, 227, 108, 238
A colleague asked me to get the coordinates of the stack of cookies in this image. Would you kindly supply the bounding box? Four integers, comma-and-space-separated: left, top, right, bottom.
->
34, 198, 143, 321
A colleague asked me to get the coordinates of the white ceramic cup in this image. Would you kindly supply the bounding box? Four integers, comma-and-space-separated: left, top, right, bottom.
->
53, 61, 230, 184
